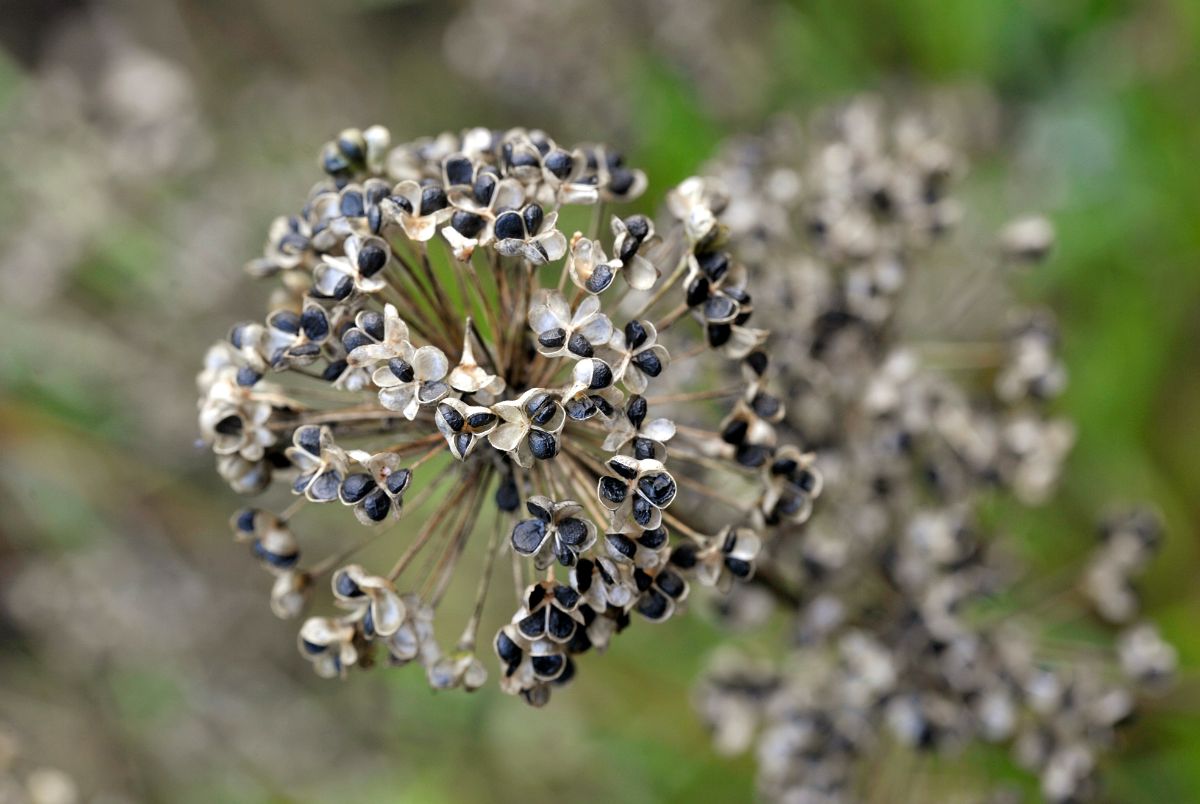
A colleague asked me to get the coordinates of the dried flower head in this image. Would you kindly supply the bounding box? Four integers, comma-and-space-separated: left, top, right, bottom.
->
686, 96, 1174, 802
198, 125, 819, 704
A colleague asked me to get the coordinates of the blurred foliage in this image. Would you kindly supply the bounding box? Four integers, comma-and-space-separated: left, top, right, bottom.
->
0, 0, 1197, 801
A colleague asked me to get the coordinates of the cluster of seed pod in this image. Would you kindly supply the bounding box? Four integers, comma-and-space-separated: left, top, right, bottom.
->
197, 125, 820, 704
688, 98, 1175, 802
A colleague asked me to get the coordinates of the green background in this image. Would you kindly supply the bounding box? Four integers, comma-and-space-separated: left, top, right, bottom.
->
0, 0, 1197, 801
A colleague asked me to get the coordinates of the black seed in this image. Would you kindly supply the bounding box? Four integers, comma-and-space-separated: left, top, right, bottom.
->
752, 393, 782, 419
639, 526, 668, 550
336, 133, 364, 163
656, 569, 686, 599
444, 155, 474, 186
589, 361, 613, 389
473, 172, 497, 205
608, 167, 635, 195
626, 395, 648, 427
544, 149, 574, 179
296, 425, 321, 455
252, 539, 298, 569
553, 585, 580, 609
527, 584, 547, 610
538, 327, 567, 349
300, 308, 329, 341
566, 628, 591, 655
389, 358, 415, 382
707, 323, 732, 347
454, 433, 473, 456
518, 612, 546, 638
531, 654, 565, 679
633, 438, 656, 460
309, 470, 342, 501
586, 262, 614, 293
620, 217, 649, 260
778, 493, 805, 516
522, 203, 544, 235
625, 214, 650, 242
494, 210, 525, 240
598, 476, 628, 504
638, 473, 676, 507
438, 403, 465, 432
735, 443, 770, 468
557, 518, 589, 547
359, 311, 385, 341
527, 394, 556, 425
419, 185, 448, 215
624, 319, 648, 349
632, 495, 653, 526
670, 543, 698, 569
451, 210, 484, 238
386, 468, 412, 496
565, 397, 595, 420
724, 557, 753, 578
591, 392, 612, 417
301, 638, 326, 655
547, 606, 576, 640
567, 333, 594, 358
574, 559, 594, 593
229, 323, 252, 349
235, 509, 257, 533
686, 276, 711, 307
322, 144, 350, 175
322, 359, 347, 382
704, 294, 737, 323
236, 366, 262, 387
467, 411, 497, 429
697, 250, 730, 282
772, 457, 799, 476
357, 243, 388, 277
608, 459, 638, 480
365, 181, 389, 205
509, 150, 539, 169
721, 419, 748, 445
529, 429, 558, 460
632, 350, 662, 377
526, 498, 552, 521
361, 607, 375, 637
340, 473, 376, 503
332, 275, 354, 301
270, 310, 301, 335
636, 589, 669, 620
362, 489, 391, 521
388, 194, 413, 214
340, 191, 365, 218
367, 205, 383, 233
496, 630, 522, 669
335, 571, 363, 598
746, 351, 769, 376
496, 475, 519, 512
512, 519, 547, 555
285, 343, 320, 360
606, 533, 636, 559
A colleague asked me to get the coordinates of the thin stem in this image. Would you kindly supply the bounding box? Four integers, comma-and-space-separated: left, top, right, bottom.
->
654, 302, 690, 332
386, 467, 472, 581
644, 385, 742, 405
427, 471, 489, 605
458, 504, 508, 651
